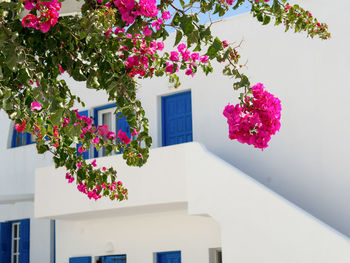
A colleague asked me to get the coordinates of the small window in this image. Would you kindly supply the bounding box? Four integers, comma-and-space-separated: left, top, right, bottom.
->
98, 254, 126, 263
156, 251, 181, 263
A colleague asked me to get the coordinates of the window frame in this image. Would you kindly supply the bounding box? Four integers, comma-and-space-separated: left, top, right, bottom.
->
93, 104, 117, 158
11, 222, 20, 263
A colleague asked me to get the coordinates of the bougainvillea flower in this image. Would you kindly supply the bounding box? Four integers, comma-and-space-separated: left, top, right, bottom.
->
15, 120, 26, 132
97, 124, 109, 136
31, 101, 42, 111
223, 83, 281, 150
117, 130, 131, 145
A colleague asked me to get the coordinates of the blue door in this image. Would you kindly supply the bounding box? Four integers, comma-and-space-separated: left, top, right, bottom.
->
69, 256, 92, 263
100, 254, 126, 263
157, 251, 181, 263
162, 91, 192, 146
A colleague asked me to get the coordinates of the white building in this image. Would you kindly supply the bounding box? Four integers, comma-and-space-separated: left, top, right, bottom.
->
1, 0, 350, 262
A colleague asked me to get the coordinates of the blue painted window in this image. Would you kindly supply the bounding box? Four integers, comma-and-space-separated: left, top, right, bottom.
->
162, 91, 193, 146
69, 256, 92, 263
0, 219, 30, 263
100, 254, 126, 263
94, 104, 131, 158
76, 110, 90, 160
157, 251, 181, 263
11, 128, 34, 148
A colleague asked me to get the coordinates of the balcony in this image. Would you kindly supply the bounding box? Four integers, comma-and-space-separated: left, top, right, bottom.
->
34, 142, 350, 262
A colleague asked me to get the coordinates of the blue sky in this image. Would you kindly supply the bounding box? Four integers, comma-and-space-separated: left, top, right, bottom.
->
169, 0, 252, 25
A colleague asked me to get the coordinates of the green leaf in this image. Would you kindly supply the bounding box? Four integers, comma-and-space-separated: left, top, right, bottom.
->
179, 15, 195, 35
174, 30, 183, 46
263, 15, 271, 25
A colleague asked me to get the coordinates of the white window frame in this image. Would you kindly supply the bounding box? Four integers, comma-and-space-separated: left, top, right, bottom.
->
96, 106, 117, 157
11, 222, 20, 263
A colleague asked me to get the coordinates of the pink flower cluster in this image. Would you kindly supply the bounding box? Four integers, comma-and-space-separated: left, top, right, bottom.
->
22, 0, 61, 33
77, 182, 103, 200
65, 173, 74, 183
100, 0, 166, 25
121, 34, 165, 78
166, 43, 209, 76
77, 180, 125, 200
223, 83, 281, 149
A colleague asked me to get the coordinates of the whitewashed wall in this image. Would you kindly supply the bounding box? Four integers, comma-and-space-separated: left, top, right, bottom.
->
56, 210, 221, 263
36, 143, 350, 262
139, 0, 350, 237
0, 0, 349, 245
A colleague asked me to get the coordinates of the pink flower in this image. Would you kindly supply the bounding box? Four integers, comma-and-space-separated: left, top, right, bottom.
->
190, 53, 200, 61
138, 0, 158, 17
22, 14, 40, 29
200, 56, 209, 64
91, 159, 97, 167
59, 64, 65, 74
105, 28, 113, 40
223, 83, 281, 150
31, 101, 42, 111
143, 25, 152, 36
76, 162, 82, 169
117, 130, 131, 145
78, 146, 86, 154
185, 68, 193, 76
65, 173, 74, 183
162, 11, 171, 20
169, 51, 179, 62
15, 120, 26, 132
131, 129, 139, 136
152, 18, 163, 31
156, 42, 164, 51
92, 137, 100, 144
106, 131, 115, 140
23, 0, 35, 10
177, 43, 186, 52
97, 124, 109, 136
165, 62, 174, 73
222, 40, 229, 48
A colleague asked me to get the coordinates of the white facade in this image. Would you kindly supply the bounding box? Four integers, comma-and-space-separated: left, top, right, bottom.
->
1, 0, 350, 262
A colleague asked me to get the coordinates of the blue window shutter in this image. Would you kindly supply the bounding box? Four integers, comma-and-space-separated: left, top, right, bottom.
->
117, 115, 131, 138
0, 222, 11, 263
69, 256, 92, 263
162, 91, 193, 146
157, 251, 181, 263
19, 219, 30, 263
76, 110, 90, 160
11, 128, 33, 148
